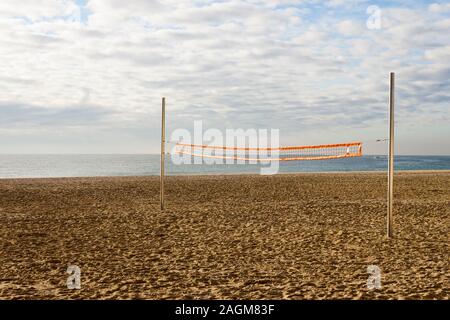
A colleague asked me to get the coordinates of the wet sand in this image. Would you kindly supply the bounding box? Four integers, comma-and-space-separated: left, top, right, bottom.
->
0, 172, 448, 299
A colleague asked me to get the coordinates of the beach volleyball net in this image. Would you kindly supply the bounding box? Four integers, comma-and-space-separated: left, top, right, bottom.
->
173, 141, 362, 162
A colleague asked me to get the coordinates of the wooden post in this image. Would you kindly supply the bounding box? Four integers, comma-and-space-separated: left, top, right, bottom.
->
387, 73, 395, 237
160, 97, 166, 210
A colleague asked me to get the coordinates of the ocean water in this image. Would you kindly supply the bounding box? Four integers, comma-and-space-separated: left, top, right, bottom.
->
0, 154, 449, 178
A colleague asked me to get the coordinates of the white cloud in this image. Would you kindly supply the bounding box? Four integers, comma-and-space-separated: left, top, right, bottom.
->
428, 3, 450, 13
336, 19, 365, 36
326, 0, 367, 8
424, 45, 450, 61
0, 0, 449, 154
0, 0, 78, 20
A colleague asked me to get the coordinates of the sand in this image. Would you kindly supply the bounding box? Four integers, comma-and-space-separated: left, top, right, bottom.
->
0, 171, 448, 300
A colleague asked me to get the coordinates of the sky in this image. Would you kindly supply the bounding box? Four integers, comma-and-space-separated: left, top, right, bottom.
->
0, 0, 449, 155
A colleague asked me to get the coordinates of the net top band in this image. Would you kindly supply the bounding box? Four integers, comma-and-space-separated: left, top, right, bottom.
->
175, 141, 362, 151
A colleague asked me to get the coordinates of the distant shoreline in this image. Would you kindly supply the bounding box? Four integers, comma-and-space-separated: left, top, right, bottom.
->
1, 154, 449, 179
1, 169, 449, 180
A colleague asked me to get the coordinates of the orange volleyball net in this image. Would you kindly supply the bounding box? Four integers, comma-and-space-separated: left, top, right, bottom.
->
173, 141, 362, 162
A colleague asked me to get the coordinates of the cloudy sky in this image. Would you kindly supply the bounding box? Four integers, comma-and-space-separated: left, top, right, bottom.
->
0, 0, 449, 154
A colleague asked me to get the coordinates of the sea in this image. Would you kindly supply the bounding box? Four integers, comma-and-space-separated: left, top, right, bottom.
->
0, 154, 449, 179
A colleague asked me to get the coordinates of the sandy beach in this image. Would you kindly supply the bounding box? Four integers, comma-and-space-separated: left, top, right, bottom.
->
0, 171, 448, 300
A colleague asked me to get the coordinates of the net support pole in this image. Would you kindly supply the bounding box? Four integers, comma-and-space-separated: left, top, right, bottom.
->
387, 73, 395, 238
160, 97, 166, 210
